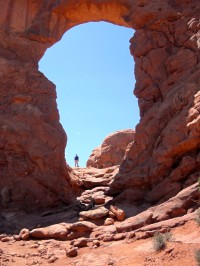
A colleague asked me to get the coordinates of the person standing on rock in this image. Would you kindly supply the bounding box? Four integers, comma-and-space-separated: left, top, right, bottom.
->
74, 154, 79, 167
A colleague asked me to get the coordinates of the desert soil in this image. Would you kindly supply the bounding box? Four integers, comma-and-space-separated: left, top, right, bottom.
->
0, 220, 200, 266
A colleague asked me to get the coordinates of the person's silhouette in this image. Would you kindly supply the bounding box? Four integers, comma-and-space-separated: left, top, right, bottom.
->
74, 154, 79, 167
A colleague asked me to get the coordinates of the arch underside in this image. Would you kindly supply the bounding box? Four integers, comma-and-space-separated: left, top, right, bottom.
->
0, 0, 199, 210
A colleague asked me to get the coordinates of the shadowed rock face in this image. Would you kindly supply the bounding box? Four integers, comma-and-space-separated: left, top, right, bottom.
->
0, 0, 199, 210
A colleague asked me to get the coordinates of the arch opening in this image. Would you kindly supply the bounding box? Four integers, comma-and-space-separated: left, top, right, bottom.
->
39, 22, 139, 167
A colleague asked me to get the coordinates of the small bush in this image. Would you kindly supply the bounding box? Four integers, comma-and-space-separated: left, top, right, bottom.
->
195, 208, 200, 225
153, 231, 172, 251
194, 249, 200, 265
153, 232, 167, 251
164, 231, 172, 241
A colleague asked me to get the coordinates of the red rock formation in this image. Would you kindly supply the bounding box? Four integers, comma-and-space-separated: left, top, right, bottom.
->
109, 1, 200, 199
0, 0, 199, 210
116, 182, 199, 233
87, 129, 135, 168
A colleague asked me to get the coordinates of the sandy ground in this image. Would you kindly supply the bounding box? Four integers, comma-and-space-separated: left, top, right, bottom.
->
0, 220, 200, 266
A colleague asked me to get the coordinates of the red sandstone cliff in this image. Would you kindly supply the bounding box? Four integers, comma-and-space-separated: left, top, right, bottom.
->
0, 0, 199, 210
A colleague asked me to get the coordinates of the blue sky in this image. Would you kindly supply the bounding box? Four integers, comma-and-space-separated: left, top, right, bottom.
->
39, 22, 139, 167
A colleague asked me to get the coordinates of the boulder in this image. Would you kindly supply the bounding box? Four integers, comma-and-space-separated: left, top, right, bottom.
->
66, 247, 78, 258
104, 218, 115, 226
13, 235, 21, 241
72, 237, 88, 248
29, 221, 96, 241
110, 205, 125, 221
80, 207, 109, 220
87, 129, 135, 168
1, 237, 11, 242
70, 221, 96, 233
93, 239, 100, 247
90, 191, 107, 205
19, 228, 30, 240
30, 224, 68, 240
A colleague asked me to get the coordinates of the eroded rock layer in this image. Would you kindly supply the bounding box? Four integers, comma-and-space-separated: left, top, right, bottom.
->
0, 0, 199, 210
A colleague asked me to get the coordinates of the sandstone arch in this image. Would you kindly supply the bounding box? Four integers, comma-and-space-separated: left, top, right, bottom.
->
0, 0, 199, 210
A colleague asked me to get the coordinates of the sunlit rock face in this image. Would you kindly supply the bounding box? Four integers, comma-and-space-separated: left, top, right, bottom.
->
109, 1, 200, 201
0, 0, 199, 210
87, 130, 135, 169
